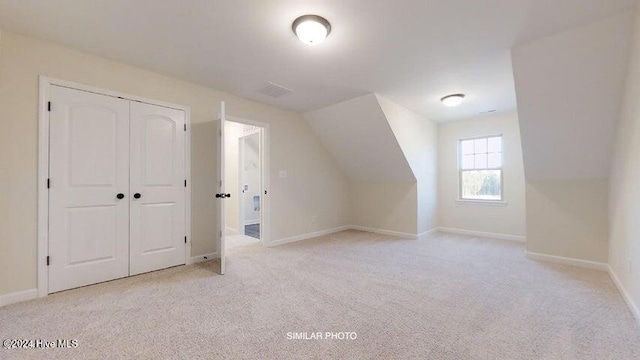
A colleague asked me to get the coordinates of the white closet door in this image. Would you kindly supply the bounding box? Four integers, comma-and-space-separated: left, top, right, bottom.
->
129, 102, 186, 275
48, 86, 130, 293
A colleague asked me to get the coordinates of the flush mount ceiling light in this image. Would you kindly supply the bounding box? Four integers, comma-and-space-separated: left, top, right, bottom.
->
440, 94, 465, 107
292, 15, 331, 45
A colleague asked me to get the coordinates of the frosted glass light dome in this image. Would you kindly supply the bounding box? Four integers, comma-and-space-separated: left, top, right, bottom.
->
292, 15, 331, 45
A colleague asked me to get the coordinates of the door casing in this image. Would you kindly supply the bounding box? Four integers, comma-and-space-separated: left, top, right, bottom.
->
37, 76, 192, 297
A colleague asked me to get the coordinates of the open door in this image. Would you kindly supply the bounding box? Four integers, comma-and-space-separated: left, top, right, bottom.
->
216, 101, 228, 275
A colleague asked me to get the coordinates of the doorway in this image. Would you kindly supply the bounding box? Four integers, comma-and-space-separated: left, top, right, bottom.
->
216, 103, 270, 274
224, 121, 264, 250
239, 131, 262, 239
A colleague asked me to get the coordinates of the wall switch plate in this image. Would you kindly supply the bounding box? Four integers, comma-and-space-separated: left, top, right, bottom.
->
279, 170, 288, 179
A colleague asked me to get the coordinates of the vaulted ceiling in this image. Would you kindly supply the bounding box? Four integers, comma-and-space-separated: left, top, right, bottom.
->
304, 94, 414, 182
512, 11, 633, 179
0, 0, 635, 122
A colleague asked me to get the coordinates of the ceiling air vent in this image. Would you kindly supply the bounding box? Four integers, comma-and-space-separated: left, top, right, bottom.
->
257, 82, 293, 98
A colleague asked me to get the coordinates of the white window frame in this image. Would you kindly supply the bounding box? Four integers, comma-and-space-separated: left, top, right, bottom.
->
458, 134, 504, 203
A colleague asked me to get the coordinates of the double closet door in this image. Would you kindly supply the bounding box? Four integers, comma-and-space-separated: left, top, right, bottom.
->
48, 86, 186, 293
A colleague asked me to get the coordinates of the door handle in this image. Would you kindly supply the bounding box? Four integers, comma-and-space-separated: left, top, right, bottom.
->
215, 193, 231, 198
133, 193, 141, 199
116, 193, 125, 200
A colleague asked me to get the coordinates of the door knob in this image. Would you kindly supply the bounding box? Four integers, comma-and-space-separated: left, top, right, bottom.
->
225, 193, 231, 198
215, 193, 231, 198
133, 193, 141, 199
116, 193, 125, 200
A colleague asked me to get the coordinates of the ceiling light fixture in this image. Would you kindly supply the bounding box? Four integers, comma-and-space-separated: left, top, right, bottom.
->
292, 15, 331, 45
440, 94, 465, 107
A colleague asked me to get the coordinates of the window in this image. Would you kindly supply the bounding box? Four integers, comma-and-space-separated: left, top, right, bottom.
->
459, 135, 503, 201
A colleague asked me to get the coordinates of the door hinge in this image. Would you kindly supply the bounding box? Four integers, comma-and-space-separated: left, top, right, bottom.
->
220, 230, 222, 237
184, 236, 187, 244
46, 256, 50, 266
184, 179, 187, 187
184, 124, 187, 131
47, 178, 50, 189
47, 101, 51, 112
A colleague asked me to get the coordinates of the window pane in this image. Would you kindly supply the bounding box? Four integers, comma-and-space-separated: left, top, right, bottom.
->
488, 136, 502, 153
461, 170, 502, 200
474, 154, 487, 169
461, 155, 474, 169
488, 153, 502, 168
461, 140, 474, 155
474, 138, 487, 154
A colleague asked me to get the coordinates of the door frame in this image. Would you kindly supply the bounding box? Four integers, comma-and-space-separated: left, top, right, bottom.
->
223, 115, 271, 247
238, 129, 262, 236
37, 76, 192, 297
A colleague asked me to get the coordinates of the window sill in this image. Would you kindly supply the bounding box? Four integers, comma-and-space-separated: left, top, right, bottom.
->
455, 199, 507, 206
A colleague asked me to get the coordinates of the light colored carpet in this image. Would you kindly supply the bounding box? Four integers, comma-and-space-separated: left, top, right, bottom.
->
1, 230, 639, 359
226, 234, 261, 251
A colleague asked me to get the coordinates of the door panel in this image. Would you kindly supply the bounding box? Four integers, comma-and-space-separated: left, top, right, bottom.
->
48, 86, 130, 293
66, 205, 118, 266
130, 102, 186, 275
142, 116, 175, 185
140, 202, 175, 254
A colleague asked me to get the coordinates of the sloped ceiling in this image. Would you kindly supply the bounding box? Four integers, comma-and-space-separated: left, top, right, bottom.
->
511, 11, 633, 180
303, 94, 414, 182
0, 0, 635, 122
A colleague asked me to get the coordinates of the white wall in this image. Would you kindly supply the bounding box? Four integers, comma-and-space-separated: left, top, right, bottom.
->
377, 96, 439, 234
438, 111, 526, 238
304, 94, 422, 235
349, 181, 418, 235
511, 11, 633, 262
609, 1, 640, 319
525, 178, 609, 261
0, 30, 349, 297
306, 94, 438, 236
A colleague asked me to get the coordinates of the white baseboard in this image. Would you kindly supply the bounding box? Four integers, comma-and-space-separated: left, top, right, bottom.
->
349, 225, 418, 239
244, 220, 260, 226
0, 288, 38, 308
265, 225, 440, 247
187, 252, 219, 265
438, 227, 526, 242
417, 228, 439, 240
525, 251, 608, 271
265, 226, 350, 247
608, 266, 640, 324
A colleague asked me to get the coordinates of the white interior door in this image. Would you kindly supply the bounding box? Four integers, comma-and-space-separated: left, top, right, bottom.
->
129, 102, 186, 275
218, 102, 227, 275
48, 86, 130, 293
